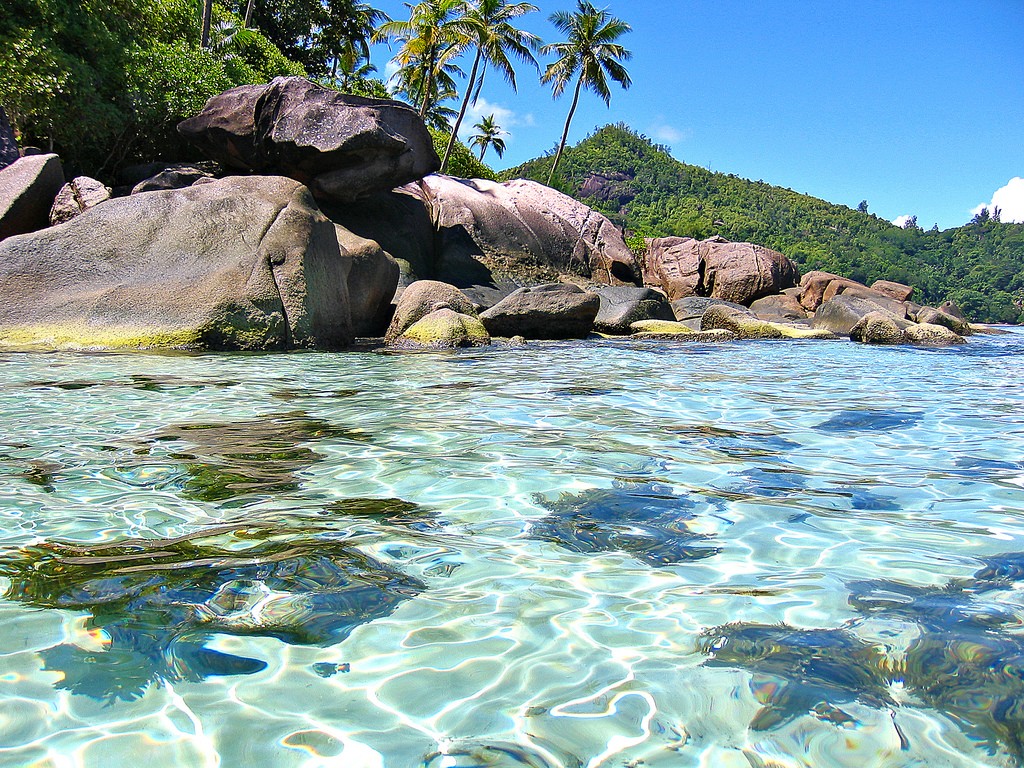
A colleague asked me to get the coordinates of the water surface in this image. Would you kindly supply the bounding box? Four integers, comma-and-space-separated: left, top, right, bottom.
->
1, 331, 1022, 767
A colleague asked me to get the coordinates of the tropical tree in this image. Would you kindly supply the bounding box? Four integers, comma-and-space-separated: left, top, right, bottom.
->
439, 0, 540, 173
322, 1, 389, 88
375, 0, 471, 119
469, 113, 507, 162
540, 0, 631, 185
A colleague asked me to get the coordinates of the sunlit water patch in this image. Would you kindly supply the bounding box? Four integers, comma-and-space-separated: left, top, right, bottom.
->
0, 330, 1022, 767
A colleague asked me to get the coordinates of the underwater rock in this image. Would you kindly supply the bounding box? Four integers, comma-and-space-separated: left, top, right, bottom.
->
529, 480, 721, 567
145, 411, 368, 504
0, 522, 426, 703
815, 409, 923, 432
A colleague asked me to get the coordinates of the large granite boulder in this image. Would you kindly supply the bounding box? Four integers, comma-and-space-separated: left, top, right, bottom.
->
0, 176, 364, 350
700, 304, 834, 339
178, 77, 439, 202
643, 236, 799, 305
49, 176, 111, 225
916, 306, 972, 336
938, 300, 967, 321
385, 280, 479, 344
670, 296, 746, 330
0, 106, 18, 170
0, 154, 64, 241
904, 323, 965, 346
849, 312, 910, 344
798, 271, 863, 312
749, 293, 808, 323
335, 225, 400, 336
479, 283, 599, 339
594, 286, 674, 334
812, 295, 903, 337
420, 175, 639, 288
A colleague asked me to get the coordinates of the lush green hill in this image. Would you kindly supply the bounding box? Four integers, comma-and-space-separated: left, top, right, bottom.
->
504, 124, 1024, 323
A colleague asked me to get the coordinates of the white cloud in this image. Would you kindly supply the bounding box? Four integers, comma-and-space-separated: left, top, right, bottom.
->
458, 98, 531, 141
649, 119, 691, 146
892, 214, 915, 228
973, 177, 1024, 223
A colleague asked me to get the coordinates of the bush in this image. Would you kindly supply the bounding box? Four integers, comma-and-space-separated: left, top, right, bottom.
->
429, 128, 496, 181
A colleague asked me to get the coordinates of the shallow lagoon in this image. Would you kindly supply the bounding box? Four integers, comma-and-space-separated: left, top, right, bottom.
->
1, 330, 1023, 767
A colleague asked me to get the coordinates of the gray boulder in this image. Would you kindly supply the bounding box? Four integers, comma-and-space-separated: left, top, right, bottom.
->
812, 295, 903, 337
643, 236, 800, 304
938, 300, 968, 321
671, 296, 746, 330
916, 306, 972, 336
0, 176, 363, 350
0, 106, 18, 170
749, 293, 809, 323
178, 77, 439, 202
132, 165, 215, 194
594, 286, 674, 334
905, 322, 965, 346
850, 311, 910, 344
479, 283, 599, 339
336, 225, 400, 336
0, 154, 65, 241
420, 175, 639, 287
49, 176, 111, 225
385, 280, 479, 344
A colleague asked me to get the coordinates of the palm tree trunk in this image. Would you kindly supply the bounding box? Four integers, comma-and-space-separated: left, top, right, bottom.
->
419, 44, 436, 118
200, 0, 214, 47
243, 0, 255, 27
479, 144, 487, 161
441, 48, 482, 174
547, 75, 584, 187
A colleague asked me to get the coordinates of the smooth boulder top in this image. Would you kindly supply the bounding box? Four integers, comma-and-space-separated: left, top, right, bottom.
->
479, 283, 600, 339
0, 176, 355, 350
178, 77, 440, 202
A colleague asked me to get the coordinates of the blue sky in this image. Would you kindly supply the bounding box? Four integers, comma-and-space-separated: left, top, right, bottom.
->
368, 0, 1023, 230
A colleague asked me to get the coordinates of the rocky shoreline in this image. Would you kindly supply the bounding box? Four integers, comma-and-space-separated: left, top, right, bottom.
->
0, 78, 990, 352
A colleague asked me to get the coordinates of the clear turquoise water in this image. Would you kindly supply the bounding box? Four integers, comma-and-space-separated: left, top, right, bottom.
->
0, 331, 1023, 768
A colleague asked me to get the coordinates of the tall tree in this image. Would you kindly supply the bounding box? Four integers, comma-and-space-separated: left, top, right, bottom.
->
469, 113, 507, 162
375, 0, 471, 119
439, 0, 540, 173
540, 0, 631, 186
322, 2, 389, 88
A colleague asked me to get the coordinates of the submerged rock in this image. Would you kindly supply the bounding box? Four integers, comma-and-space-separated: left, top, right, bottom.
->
530, 480, 722, 567
0, 522, 426, 703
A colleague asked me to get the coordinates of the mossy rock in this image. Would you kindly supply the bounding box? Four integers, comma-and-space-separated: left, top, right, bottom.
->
629, 319, 695, 334
392, 308, 491, 349
905, 322, 965, 346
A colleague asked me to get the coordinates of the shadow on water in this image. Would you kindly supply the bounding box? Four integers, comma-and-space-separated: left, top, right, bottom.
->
140, 411, 370, 504
529, 480, 723, 567
699, 552, 1024, 764
0, 517, 426, 704
24, 374, 241, 392
815, 409, 924, 432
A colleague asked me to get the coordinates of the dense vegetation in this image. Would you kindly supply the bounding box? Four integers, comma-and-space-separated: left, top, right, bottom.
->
506, 125, 1024, 323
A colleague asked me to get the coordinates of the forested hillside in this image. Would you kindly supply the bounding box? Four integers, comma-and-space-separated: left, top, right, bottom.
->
506, 124, 1024, 323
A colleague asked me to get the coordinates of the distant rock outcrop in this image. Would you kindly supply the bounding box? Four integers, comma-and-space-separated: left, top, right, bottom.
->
643, 236, 799, 305
49, 176, 111, 225
178, 77, 439, 203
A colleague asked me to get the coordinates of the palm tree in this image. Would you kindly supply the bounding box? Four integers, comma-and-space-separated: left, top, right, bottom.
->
540, 0, 631, 186
469, 114, 507, 162
439, 0, 541, 173
324, 2, 390, 88
375, 0, 472, 119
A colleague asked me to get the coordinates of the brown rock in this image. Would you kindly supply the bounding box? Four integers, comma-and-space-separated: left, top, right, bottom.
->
871, 279, 914, 302
904, 323, 965, 346
644, 236, 799, 305
49, 176, 111, 225
812, 296, 906, 337
802, 273, 863, 311
850, 311, 908, 344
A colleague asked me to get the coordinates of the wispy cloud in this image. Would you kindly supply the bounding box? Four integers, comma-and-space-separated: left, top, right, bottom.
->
649, 119, 691, 146
458, 98, 533, 141
972, 177, 1024, 222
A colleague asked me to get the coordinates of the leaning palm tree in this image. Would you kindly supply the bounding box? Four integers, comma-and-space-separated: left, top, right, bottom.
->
439, 0, 541, 173
374, 0, 472, 119
469, 114, 507, 162
540, 0, 632, 186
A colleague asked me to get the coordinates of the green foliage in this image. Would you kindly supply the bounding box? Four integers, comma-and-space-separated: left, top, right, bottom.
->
0, 0, 306, 176
429, 128, 497, 181
506, 124, 1024, 323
